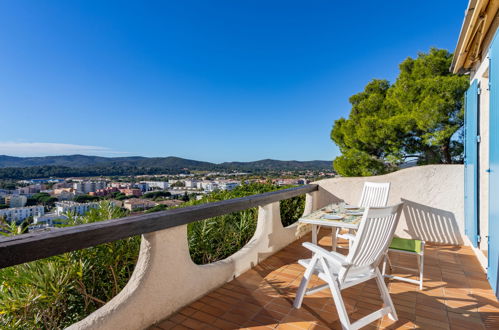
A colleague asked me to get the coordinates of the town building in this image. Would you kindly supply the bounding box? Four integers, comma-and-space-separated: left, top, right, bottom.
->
33, 213, 68, 227
118, 188, 142, 197
0, 205, 44, 223
73, 181, 107, 194
134, 182, 149, 192
143, 181, 169, 190
183, 180, 199, 189
5, 194, 28, 208
89, 187, 119, 197
16, 184, 45, 195
216, 180, 240, 191
55, 201, 99, 216
195, 180, 215, 191
275, 178, 307, 186
199, 181, 218, 192
110, 182, 127, 188
53, 188, 77, 201
52, 181, 73, 189
123, 198, 156, 211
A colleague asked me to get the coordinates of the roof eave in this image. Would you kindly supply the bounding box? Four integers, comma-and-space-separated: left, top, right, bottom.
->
451, 0, 479, 73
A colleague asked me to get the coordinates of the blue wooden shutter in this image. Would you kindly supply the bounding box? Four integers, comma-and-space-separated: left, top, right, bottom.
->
464, 80, 478, 248
489, 33, 499, 296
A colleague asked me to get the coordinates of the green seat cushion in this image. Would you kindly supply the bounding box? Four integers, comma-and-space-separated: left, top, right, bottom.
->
389, 237, 422, 253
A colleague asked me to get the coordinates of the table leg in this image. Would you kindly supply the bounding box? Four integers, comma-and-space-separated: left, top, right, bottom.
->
312, 225, 317, 245
331, 227, 340, 251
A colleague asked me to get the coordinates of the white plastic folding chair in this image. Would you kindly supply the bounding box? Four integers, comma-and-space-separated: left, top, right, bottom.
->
337, 182, 390, 249
357, 182, 391, 208
382, 237, 425, 290
294, 203, 404, 330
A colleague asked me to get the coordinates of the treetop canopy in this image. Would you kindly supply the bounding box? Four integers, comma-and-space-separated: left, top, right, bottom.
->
331, 48, 468, 177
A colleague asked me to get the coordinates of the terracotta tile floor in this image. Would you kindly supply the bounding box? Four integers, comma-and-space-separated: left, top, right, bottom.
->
152, 231, 499, 329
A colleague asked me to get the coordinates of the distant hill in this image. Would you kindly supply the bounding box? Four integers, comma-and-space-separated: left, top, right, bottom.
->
0, 155, 332, 172
221, 159, 331, 171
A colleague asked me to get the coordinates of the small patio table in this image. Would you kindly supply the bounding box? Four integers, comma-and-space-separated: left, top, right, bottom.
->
298, 203, 364, 251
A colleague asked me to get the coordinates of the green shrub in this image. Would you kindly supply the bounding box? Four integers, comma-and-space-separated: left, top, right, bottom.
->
186, 183, 305, 264
144, 204, 168, 213
0, 202, 140, 329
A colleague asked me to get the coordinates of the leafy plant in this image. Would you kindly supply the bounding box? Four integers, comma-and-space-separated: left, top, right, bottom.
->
0, 202, 140, 329
186, 182, 305, 264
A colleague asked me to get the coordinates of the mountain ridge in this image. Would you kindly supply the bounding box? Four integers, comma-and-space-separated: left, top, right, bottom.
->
0, 155, 332, 172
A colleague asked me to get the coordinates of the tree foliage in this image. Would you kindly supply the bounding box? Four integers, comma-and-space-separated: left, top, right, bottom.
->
73, 195, 100, 203
26, 192, 58, 207
144, 204, 168, 213
171, 181, 185, 188
142, 191, 171, 200
331, 48, 469, 176
110, 191, 128, 200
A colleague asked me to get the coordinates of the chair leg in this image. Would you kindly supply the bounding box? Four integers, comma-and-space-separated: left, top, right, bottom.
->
382, 254, 388, 276
347, 229, 355, 250
382, 253, 393, 276
375, 268, 397, 321
386, 253, 393, 271
293, 255, 318, 309
418, 253, 424, 290
312, 225, 318, 245
331, 227, 339, 251
328, 279, 351, 330
348, 233, 353, 250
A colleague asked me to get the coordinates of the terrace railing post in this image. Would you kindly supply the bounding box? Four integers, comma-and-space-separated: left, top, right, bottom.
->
304, 190, 320, 215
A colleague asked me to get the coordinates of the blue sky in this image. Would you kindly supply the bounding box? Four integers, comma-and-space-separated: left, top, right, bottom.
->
0, 0, 467, 162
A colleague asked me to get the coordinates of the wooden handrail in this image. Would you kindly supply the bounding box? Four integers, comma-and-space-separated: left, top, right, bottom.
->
0, 184, 318, 268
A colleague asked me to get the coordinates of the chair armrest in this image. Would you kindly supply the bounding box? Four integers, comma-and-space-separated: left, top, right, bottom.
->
337, 233, 356, 241
302, 242, 349, 266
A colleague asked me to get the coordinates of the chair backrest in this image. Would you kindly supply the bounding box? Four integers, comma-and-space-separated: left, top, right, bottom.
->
358, 182, 390, 207
343, 203, 404, 276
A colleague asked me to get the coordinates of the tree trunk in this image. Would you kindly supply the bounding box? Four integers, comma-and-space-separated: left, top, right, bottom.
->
441, 143, 452, 164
